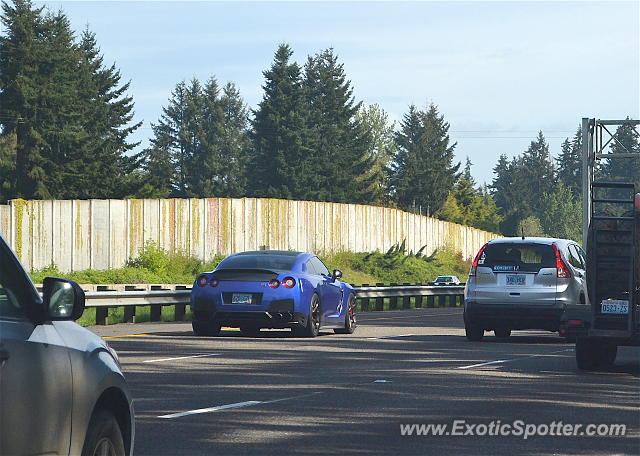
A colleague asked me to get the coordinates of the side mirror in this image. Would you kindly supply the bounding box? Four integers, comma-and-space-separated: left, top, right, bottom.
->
332, 269, 343, 280
42, 277, 85, 321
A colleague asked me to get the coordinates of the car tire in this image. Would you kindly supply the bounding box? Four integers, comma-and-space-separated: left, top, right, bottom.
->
335, 294, 357, 334
298, 293, 321, 338
81, 409, 126, 456
465, 324, 484, 341
240, 326, 261, 337
192, 320, 221, 337
494, 328, 511, 339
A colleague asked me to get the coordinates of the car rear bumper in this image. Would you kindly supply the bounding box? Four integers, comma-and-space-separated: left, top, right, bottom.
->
191, 296, 307, 328
464, 301, 564, 331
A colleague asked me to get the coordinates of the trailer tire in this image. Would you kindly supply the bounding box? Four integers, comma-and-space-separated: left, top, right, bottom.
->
576, 337, 600, 371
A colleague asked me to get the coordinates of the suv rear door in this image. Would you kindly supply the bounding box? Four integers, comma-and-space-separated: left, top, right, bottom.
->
471, 242, 557, 306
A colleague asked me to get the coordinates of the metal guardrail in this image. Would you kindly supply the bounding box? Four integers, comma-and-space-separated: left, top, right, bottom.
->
61, 283, 466, 325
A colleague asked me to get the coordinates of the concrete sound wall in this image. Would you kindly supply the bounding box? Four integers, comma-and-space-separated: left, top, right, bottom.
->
0, 198, 496, 272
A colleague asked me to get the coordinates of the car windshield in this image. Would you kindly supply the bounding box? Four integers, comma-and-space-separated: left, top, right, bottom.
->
218, 254, 297, 271
479, 243, 555, 273
436, 277, 452, 281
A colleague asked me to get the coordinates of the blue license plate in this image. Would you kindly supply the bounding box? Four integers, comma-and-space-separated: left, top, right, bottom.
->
506, 275, 526, 286
231, 293, 253, 304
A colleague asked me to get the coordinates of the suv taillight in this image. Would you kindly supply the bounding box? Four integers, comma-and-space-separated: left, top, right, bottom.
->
553, 244, 572, 279
469, 243, 488, 277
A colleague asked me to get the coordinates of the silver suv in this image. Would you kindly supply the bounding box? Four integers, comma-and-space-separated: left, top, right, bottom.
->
0, 235, 134, 455
463, 237, 587, 341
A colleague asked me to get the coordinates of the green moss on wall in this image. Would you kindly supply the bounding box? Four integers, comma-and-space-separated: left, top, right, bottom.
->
13, 198, 27, 260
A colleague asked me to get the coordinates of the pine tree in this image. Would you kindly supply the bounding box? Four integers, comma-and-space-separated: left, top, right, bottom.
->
70, 28, 140, 198
463, 157, 476, 187
218, 81, 251, 197
1, 0, 55, 198
489, 154, 514, 212
0, 1, 139, 199
539, 182, 582, 241
389, 103, 459, 213
520, 131, 555, 215
600, 122, 640, 190
251, 44, 311, 199
149, 81, 191, 196
303, 48, 375, 203
356, 104, 396, 204
0, 132, 16, 202
556, 127, 582, 197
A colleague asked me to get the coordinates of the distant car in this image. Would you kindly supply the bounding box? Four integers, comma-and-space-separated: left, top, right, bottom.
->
463, 237, 587, 341
433, 275, 461, 286
190, 250, 357, 337
0, 235, 134, 455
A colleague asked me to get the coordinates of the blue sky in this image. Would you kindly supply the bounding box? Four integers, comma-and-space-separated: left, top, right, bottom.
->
27, 1, 640, 184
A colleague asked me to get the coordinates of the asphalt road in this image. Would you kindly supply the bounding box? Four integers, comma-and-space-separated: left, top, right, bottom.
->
93, 308, 640, 456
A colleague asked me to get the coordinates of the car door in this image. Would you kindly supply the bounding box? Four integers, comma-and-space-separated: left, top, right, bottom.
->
0, 241, 73, 456
309, 257, 342, 325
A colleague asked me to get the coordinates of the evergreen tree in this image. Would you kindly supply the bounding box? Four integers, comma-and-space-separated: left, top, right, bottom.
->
556, 127, 582, 197
437, 180, 502, 233
519, 131, 555, 215
218, 81, 251, 197
1, 0, 55, 198
303, 48, 375, 203
517, 216, 546, 237
490, 132, 555, 235
463, 157, 476, 187
0, 1, 139, 199
251, 44, 311, 199
356, 104, 396, 204
389, 103, 459, 214
145, 78, 251, 198
600, 122, 640, 190
437, 193, 463, 223
148, 81, 191, 196
0, 133, 16, 202
539, 182, 582, 241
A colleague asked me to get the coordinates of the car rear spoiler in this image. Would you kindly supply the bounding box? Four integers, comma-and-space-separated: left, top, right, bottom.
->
212, 268, 281, 281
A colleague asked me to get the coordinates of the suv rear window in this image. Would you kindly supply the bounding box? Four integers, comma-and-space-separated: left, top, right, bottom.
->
479, 243, 555, 273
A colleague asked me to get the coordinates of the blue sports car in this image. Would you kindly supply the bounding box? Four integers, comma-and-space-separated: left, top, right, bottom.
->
190, 250, 357, 337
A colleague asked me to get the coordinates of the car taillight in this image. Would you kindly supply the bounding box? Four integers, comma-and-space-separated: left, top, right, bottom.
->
196, 275, 209, 287
282, 277, 296, 288
269, 279, 280, 289
210, 278, 219, 287
553, 244, 572, 279
469, 243, 488, 277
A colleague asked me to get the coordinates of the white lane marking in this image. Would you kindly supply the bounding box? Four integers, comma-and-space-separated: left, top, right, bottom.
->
143, 353, 220, 363
158, 401, 261, 419
158, 392, 323, 419
367, 334, 415, 340
457, 348, 573, 370
373, 379, 392, 383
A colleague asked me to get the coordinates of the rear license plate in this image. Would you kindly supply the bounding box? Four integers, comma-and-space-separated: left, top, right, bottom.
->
506, 275, 526, 286
231, 293, 253, 305
601, 300, 628, 314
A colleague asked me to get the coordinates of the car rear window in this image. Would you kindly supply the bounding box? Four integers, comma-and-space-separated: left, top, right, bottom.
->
479, 243, 555, 273
218, 254, 297, 271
